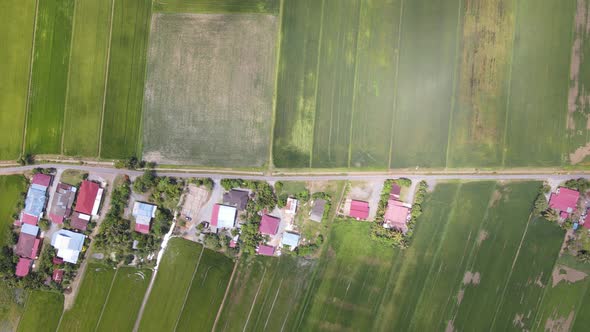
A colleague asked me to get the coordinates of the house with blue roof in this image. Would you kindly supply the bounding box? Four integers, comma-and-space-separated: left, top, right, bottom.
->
281, 232, 301, 249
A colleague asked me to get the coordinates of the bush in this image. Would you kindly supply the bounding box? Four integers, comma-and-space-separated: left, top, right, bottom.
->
38, 218, 50, 231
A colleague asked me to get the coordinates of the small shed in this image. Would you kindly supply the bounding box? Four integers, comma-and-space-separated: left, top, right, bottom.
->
15, 258, 32, 277
310, 199, 326, 222
257, 245, 275, 256
285, 198, 298, 215
281, 232, 301, 249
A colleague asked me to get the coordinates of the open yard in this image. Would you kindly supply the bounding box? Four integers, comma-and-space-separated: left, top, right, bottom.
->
61, 0, 113, 157
25, 0, 74, 155
142, 13, 277, 167
100, 0, 151, 159
0, 0, 36, 160
17, 291, 63, 332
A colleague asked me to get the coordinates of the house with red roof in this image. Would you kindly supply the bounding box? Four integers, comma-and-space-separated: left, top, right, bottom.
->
257, 245, 275, 256
52, 269, 64, 283
75, 181, 104, 216
48, 183, 76, 224
15, 258, 32, 277
70, 212, 91, 231
549, 187, 580, 219
32, 173, 51, 188
16, 224, 41, 259
259, 215, 280, 235
384, 199, 411, 233
349, 200, 369, 220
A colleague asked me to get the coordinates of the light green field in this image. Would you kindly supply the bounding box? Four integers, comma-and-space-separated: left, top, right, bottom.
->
0, 0, 36, 160
0, 176, 27, 247
153, 0, 279, 14
25, 0, 75, 155
216, 255, 316, 331
503, 0, 575, 166
139, 238, 203, 332
100, 0, 151, 160
176, 249, 234, 331
58, 264, 116, 332
17, 291, 63, 332
62, 0, 113, 157
95, 267, 151, 332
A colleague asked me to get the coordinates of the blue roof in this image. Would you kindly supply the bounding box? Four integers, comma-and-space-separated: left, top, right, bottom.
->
24, 187, 47, 217
21, 224, 39, 236
133, 202, 157, 218
281, 232, 301, 248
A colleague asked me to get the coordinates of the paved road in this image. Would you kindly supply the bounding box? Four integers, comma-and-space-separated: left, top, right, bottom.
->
2, 163, 589, 182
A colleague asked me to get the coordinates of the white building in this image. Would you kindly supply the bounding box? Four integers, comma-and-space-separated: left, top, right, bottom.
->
51, 230, 85, 264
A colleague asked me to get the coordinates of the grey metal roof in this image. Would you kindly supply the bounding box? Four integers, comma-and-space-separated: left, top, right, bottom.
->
223, 190, 249, 210
310, 199, 326, 222
282, 232, 301, 247
21, 224, 39, 237
24, 187, 47, 217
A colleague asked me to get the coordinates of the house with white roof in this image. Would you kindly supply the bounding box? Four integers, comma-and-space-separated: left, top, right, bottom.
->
211, 204, 237, 229
51, 230, 85, 264
285, 198, 298, 215
133, 202, 157, 234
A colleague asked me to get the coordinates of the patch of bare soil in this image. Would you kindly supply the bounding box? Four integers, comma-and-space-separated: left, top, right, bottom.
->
489, 190, 502, 207
457, 289, 464, 304
463, 271, 481, 285
535, 272, 546, 288
552, 265, 588, 287
569, 142, 590, 165
477, 230, 489, 246
560, 229, 575, 256
567, 0, 590, 130
445, 320, 455, 332
513, 313, 525, 328
545, 311, 575, 332
180, 184, 209, 227
143, 151, 164, 164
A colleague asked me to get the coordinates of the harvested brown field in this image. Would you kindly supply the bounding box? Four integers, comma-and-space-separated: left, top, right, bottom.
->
142, 13, 278, 167
551, 265, 588, 287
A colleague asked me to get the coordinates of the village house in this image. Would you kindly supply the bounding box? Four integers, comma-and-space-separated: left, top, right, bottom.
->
48, 182, 77, 224
349, 200, 370, 220
257, 244, 275, 256
384, 200, 411, 233
259, 214, 280, 236
15, 224, 41, 259
21, 173, 52, 225
285, 197, 298, 215
51, 229, 86, 264
281, 232, 301, 249
211, 204, 237, 229
133, 202, 157, 234
15, 258, 33, 277
70, 212, 91, 231
75, 180, 104, 217
549, 187, 580, 219
222, 189, 249, 210
310, 199, 326, 222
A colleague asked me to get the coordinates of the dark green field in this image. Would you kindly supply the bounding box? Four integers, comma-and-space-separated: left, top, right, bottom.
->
153, 0, 280, 14
17, 291, 63, 332
25, 0, 74, 155
100, 0, 151, 159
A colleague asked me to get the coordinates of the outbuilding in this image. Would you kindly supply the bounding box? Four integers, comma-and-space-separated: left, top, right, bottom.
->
133, 202, 157, 234
281, 232, 301, 249
257, 245, 275, 256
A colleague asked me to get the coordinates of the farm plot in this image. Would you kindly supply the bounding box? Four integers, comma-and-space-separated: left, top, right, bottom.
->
62, 0, 114, 157
25, 0, 75, 155
503, 0, 576, 166
216, 255, 315, 332
100, 0, 151, 159
139, 238, 203, 332
0, 176, 27, 247
566, 0, 590, 166
95, 267, 152, 332
446, 0, 515, 167
17, 291, 63, 332
58, 263, 116, 332
390, 0, 462, 168
176, 249, 234, 331
153, 0, 279, 14
0, 0, 36, 160
142, 13, 277, 167
0, 283, 28, 332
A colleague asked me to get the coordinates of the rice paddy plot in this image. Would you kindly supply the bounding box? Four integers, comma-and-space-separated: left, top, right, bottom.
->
0, 175, 27, 248
446, 0, 515, 167
153, 0, 280, 14
25, 0, 75, 155
503, 0, 576, 166
216, 255, 315, 332
390, 0, 462, 168
100, 0, 151, 159
0, 0, 36, 160
0, 283, 28, 331
138, 238, 203, 332
95, 267, 152, 332
62, 0, 114, 157
17, 291, 63, 332
142, 13, 277, 167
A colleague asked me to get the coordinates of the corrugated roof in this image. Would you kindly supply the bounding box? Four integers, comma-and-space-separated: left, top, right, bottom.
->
135, 223, 150, 234
24, 187, 47, 218
32, 174, 51, 187
281, 232, 300, 248
21, 224, 39, 237
16, 233, 37, 259
549, 187, 579, 213
15, 258, 32, 277
310, 199, 326, 222
71, 212, 90, 231
259, 215, 280, 235
75, 181, 100, 215
49, 183, 76, 223
223, 190, 249, 210
51, 230, 86, 264
257, 245, 275, 256
349, 200, 369, 220
133, 202, 157, 218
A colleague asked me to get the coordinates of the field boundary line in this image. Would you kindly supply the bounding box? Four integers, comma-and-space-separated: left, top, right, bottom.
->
97, 0, 116, 158
94, 267, 119, 331
14, 291, 32, 332
346, 0, 364, 168
500, 0, 519, 167
267, 0, 285, 170
263, 278, 284, 330
172, 246, 204, 332
61, 0, 79, 155
309, 0, 326, 168
387, 0, 405, 169
242, 267, 268, 332
135, 0, 154, 159
21, 0, 40, 157
211, 255, 241, 332
489, 213, 533, 330
444, 0, 465, 169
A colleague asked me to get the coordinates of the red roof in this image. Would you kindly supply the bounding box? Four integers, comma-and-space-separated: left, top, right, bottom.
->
15, 258, 32, 277
21, 213, 38, 225
32, 239, 41, 258
258, 245, 275, 256
32, 174, 51, 187
384, 200, 410, 232
390, 184, 401, 197
349, 200, 369, 220
135, 223, 150, 234
210, 204, 220, 227
16, 233, 37, 259
549, 188, 579, 213
75, 181, 100, 215
259, 215, 280, 235
52, 269, 64, 283
49, 213, 64, 224
53, 257, 64, 265
70, 212, 90, 231
560, 211, 569, 219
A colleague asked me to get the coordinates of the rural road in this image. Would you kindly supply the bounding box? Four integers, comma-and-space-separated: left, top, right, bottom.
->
1, 163, 589, 183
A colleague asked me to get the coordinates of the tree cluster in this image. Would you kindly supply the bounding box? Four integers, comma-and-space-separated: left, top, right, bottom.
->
94, 178, 133, 259
564, 178, 590, 192
189, 177, 214, 191
114, 157, 150, 170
